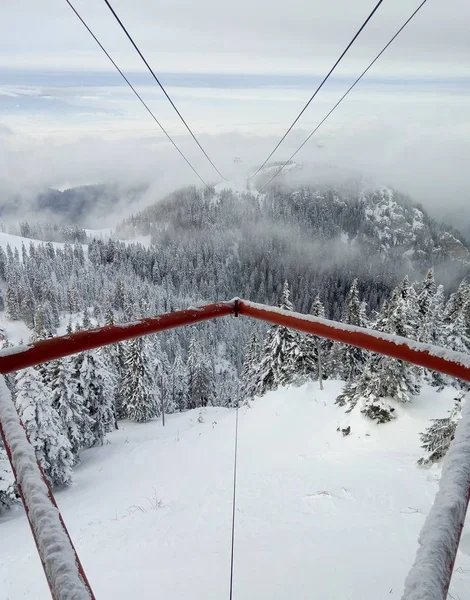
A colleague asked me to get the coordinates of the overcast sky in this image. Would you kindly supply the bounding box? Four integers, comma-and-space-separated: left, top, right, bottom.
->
0, 0, 469, 225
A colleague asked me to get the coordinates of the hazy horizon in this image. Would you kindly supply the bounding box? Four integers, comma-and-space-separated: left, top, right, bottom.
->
0, 0, 469, 229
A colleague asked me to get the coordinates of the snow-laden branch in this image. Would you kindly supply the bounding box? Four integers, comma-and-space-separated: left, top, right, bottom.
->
402, 397, 470, 600
0, 376, 92, 600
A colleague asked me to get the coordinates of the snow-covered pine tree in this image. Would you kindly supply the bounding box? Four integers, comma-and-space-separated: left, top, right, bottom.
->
121, 336, 158, 422
151, 336, 166, 414
417, 268, 437, 324
340, 278, 421, 423
171, 351, 188, 412
82, 307, 92, 330
51, 356, 94, 461
15, 367, 74, 486
1, 339, 16, 396
302, 294, 327, 385
186, 337, 215, 409
241, 333, 261, 401
76, 349, 116, 444
418, 284, 447, 388
418, 393, 464, 465
0, 442, 16, 512
254, 281, 302, 396
328, 279, 368, 381
443, 279, 469, 325
441, 305, 470, 392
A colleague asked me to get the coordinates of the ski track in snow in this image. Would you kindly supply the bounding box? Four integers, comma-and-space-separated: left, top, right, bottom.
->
2, 382, 470, 599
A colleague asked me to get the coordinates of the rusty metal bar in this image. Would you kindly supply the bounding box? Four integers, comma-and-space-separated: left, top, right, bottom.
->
0, 301, 236, 374
238, 300, 470, 383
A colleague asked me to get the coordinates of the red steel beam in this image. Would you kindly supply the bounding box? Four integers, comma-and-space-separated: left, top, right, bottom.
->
0, 301, 236, 374
238, 300, 470, 382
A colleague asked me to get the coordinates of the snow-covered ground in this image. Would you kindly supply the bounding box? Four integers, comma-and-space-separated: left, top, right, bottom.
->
2, 381, 470, 599
0, 231, 69, 254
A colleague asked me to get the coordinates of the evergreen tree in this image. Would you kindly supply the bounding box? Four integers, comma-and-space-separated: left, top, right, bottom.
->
78, 349, 116, 444
171, 351, 188, 412
241, 333, 261, 400
328, 280, 368, 381
417, 268, 437, 324
255, 281, 302, 396
339, 279, 421, 423
0, 442, 16, 512
441, 306, 470, 392
418, 393, 464, 465
82, 307, 92, 330
51, 356, 93, 461
444, 279, 469, 325
6, 273, 20, 320
186, 338, 215, 409
302, 294, 327, 384
121, 337, 158, 422
15, 367, 74, 486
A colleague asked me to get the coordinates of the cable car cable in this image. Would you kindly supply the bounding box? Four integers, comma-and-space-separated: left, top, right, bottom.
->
65, 0, 213, 192
260, 0, 429, 191
103, 0, 227, 181
249, 0, 385, 180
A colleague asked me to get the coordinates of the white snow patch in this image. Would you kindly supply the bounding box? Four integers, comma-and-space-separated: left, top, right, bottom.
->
0, 232, 70, 255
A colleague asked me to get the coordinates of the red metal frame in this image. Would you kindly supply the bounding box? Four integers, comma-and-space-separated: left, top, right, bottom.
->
1, 297, 469, 600
0, 301, 234, 374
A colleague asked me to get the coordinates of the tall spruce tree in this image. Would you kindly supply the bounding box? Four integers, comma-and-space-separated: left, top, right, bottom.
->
0, 442, 16, 512
15, 367, 74, 486
328, 279, 368, 381
418, 393, 464, 465
51, 356, 93, 461
186, 337, 215, 409
171, 351, 188, 412
121, 337, 158, 422
241, 333, 261, 401
441, 306, 470, 392
338, 278, 421, 423
76, 350, 116, 444
255, 281, 302, 396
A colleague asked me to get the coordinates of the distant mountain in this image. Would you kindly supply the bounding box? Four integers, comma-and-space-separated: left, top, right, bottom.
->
116, 179, 470, 297
0, 183, 148, 228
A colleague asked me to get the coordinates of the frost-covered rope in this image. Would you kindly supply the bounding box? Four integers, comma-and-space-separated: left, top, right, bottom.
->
402, 397, 470, 600
0, 376, 94, 600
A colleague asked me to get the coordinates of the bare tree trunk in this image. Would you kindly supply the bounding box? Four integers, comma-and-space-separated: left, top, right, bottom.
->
316, 338, 324, 391
161, 375, 165, 426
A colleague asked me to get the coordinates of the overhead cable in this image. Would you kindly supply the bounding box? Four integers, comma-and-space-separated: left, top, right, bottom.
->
260, 0, 429, 191
250, 0, 385, 180
65, 0, 213, 192
103, 0, 226, 181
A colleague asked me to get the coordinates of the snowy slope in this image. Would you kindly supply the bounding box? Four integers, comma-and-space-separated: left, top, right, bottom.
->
0, 231, 68, 254
2, 381, 470, 599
